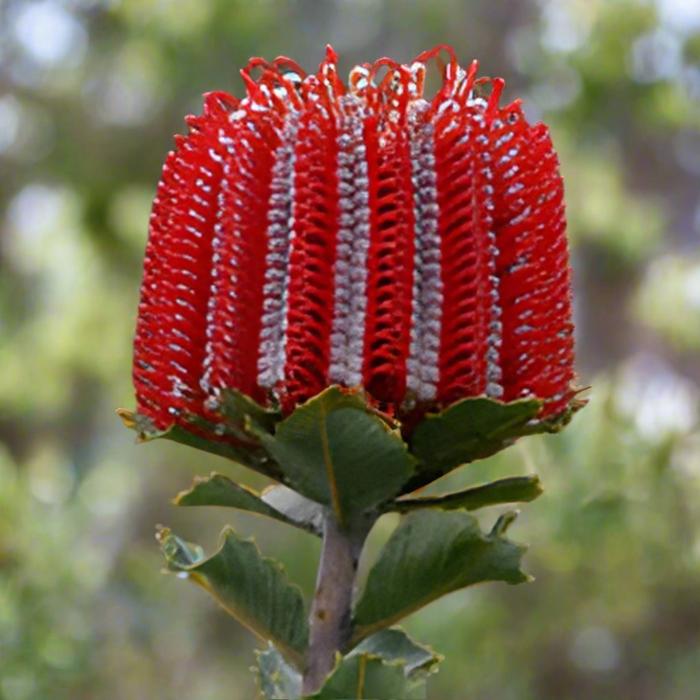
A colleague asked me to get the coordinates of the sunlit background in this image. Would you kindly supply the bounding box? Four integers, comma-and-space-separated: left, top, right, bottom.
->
1, 0, 699, 698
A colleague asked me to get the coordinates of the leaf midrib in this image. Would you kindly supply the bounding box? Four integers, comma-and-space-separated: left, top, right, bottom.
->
319, 400, 344, 525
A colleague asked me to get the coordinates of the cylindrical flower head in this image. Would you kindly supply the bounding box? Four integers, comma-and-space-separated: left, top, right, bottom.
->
133, 46, 575, 431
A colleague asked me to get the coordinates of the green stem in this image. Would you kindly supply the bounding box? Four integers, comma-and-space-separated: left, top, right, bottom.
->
302, 512, 366, 695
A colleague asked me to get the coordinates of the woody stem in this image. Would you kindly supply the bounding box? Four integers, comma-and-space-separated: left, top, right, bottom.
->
302, 512, 366, 695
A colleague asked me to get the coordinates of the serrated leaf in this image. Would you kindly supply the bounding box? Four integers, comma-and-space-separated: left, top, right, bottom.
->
174, 473, 322, 536
117, 408, 280, 479
257, 387, 415, 526
352, 509, 529, 645
158, 526, 308, 668
408, 397, 545, 485
166, 423, 274, 475
523, 393, 588, 436
349, 628, 442, 679
308, 653, 427, 700
393, 475, 543, 513
255, 645, 302, 700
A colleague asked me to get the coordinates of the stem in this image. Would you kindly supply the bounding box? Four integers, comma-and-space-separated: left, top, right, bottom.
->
302, 512, 365, 695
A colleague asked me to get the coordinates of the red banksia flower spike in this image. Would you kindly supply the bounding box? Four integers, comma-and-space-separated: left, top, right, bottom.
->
129, 49, 584, 698
133, 45, 576, 434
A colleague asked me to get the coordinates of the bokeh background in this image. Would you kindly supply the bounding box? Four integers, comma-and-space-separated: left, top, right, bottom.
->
1, 0, 699, 698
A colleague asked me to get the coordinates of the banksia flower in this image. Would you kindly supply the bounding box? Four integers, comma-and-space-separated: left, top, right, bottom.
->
132, 45, 575, 434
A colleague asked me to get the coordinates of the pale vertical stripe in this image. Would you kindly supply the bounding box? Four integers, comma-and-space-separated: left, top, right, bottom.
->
407, 99, 442, 402
481, 113, 503, 399
328, 95, 371, 386
200, 125, 237, 398
256, 112, 299, 389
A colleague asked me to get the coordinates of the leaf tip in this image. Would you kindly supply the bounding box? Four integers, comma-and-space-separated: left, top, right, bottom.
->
490, 509, 519, 537
531, 474, 545, 499
116, 407, 138, 431
155, 523, 171, 544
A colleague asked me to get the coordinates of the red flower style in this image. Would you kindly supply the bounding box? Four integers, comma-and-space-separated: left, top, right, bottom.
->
133, 45, 575, 432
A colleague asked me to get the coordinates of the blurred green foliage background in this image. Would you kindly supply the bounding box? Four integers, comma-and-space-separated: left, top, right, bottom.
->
1, 0, 699, 698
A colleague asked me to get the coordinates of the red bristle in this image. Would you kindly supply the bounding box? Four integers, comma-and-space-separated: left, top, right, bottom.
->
362, 81, 416, 404
435, 105, 493, 404
491, 109, 574, 415
133, 98, 232, 428
282, 77, 340, 411
204, 101, 283, 404
132, 159, 177, 428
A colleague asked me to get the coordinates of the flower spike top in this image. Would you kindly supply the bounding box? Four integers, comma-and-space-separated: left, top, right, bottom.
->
133, 45, 575, 432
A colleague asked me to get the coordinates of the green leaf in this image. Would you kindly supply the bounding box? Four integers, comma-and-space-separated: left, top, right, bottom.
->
166, 422, 274, 474
158, 526, 308, 668
253, 632, 436, 700
117, 408, 280, 480
257, 387, 415, 526
216, 388, 281, 435
352, 509, 529, 645
349, 628, 442, 679
308, 654, 427, 700
408, 397, 545, 484
173, 473, 322, 536
393, 475, 543, 513
255, 645, 302, 700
